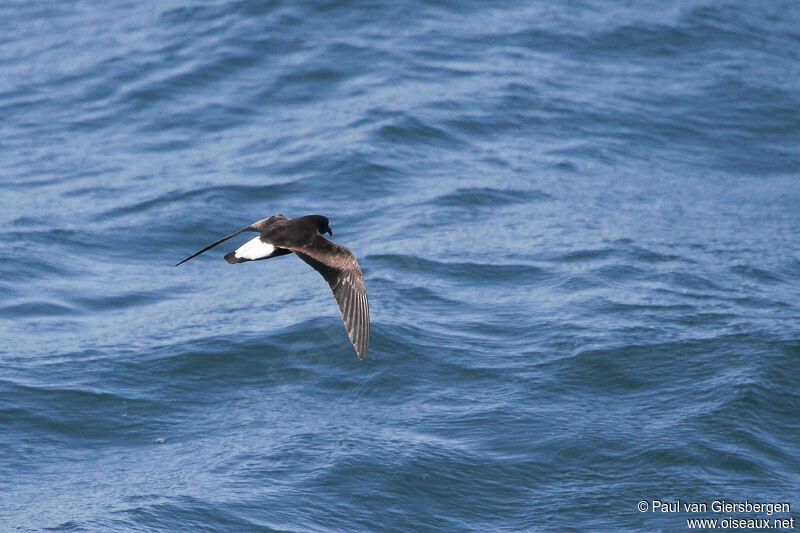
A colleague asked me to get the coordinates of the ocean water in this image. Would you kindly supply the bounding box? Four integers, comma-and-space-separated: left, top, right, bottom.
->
1, 0, 799, 531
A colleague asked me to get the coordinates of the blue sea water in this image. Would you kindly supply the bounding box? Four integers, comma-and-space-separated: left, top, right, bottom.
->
1, 0, 799, 531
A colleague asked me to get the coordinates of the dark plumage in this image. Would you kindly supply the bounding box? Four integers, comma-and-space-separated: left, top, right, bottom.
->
176, 214, 369, 360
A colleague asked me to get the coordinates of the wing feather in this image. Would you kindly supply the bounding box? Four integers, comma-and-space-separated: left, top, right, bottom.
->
175, 225, 255, 266
175, 214, 289, 267
293, 239, 369, 360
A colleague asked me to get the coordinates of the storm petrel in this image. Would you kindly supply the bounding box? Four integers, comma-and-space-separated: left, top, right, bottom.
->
176, 214, 369, 360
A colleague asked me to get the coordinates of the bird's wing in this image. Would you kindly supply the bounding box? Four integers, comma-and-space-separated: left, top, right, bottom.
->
175, 225, 257, 266
175, 215, 289, 266
293, 237, 369, 359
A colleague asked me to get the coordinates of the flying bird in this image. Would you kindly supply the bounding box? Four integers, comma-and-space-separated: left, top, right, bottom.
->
176, 214, 369, 360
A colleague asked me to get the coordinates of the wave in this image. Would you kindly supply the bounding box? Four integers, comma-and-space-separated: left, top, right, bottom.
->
430, 187, 553, 207
368, 254, 550, 284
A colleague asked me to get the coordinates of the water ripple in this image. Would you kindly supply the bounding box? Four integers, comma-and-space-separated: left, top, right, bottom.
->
2, 0, 799, 531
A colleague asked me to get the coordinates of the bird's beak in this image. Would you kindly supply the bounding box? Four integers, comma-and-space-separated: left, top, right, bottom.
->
327, 229, 333, 236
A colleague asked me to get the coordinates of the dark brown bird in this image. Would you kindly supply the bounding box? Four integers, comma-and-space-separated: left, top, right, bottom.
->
176, 214, 369, 360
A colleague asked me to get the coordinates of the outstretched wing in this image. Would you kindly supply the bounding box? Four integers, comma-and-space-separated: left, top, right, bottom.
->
175, 214, 289, 266
294, 240, 369, 359
175, 225, 256, 266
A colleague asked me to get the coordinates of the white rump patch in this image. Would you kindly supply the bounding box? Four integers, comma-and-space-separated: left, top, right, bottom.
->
234, 236, 276, 260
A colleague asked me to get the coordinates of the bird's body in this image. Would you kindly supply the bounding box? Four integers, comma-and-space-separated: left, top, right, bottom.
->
176, 215, 369, 359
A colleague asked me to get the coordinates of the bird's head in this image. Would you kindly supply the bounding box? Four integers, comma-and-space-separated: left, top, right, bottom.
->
311, 215, 332, 236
